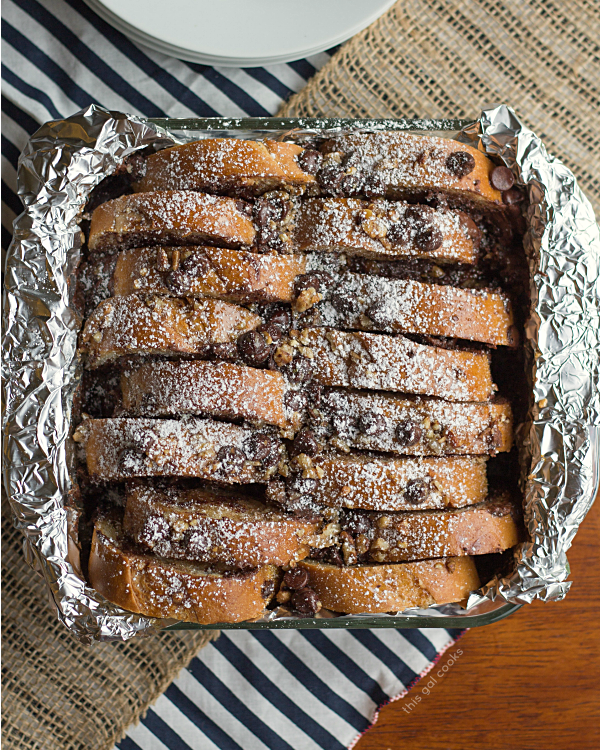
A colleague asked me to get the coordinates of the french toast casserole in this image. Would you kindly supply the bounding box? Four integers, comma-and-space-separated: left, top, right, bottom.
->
70, 133, 528, 623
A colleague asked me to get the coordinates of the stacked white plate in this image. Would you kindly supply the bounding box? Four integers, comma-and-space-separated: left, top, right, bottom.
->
84, 0, 396, 67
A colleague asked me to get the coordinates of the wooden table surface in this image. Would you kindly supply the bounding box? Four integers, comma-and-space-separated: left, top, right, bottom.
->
355, 494, 600, 750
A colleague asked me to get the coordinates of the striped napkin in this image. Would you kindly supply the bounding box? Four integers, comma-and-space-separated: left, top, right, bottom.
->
2, 2, 465, 747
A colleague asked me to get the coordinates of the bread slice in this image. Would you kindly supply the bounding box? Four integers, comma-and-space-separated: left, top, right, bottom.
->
74, 417, 284, 483
315, 273, 517, 347
292, 198, 478, 263
269, 455, 489, 513
318, 132, 503, 208
297, 557, 481, 613
343, 493, 521, 564
111, 245, 309, 303
89, 512, 278, 624
121, 359, 300, 432
312, 390, 513, 456
133, 138, 316, 196
301, 328, 495, 401
123, 484, 337, 567
88, 191, 256, 253
80, 294, 261, 368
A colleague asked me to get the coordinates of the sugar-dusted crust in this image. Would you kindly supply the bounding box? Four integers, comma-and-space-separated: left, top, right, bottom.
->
88, 191, 256, 252
312, 390, 513, 455
76, 416, 284, 483
80, 294, 261, 368
89, 512, 278, 623
298, 557, 481, 613
304, 328, 494, 401
133, 138, 316, 196
354, 493, 521, 563
112, 245, 308, 303
292, 198, 478, 263
121, 359, 298, 431
319, 132, 502, 207
315, 273, 517, 347
279, 455, 489, 512
123, 484, 333, 567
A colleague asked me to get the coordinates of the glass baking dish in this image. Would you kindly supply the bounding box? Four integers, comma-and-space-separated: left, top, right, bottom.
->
144, 116, 523, 631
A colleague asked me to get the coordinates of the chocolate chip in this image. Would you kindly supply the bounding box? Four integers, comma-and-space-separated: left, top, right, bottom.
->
235, 199, 253, 216
164, 269, 191, 293
445, 151, 476, 177
317, 163, 344, 195
124, 152, 146, 182
260, 321, 284, 345
306, 383, 322, 407
284, 390, 306, 412
343, 510, 372, 536
281, 357, 313, 384
340, 173, 363, 195
253, 195, 286, 225
330, 291, 360, 316
294, 273, 324, 296
502, 187, 525, 205
292, 428, 319, 457
387, 221, 409, 245
404, 479, 429, 505
365, 301, 393, 328
261, 580, 276, 600
291, 587, 320, 616
395, 420, 423, 446
283, 568, 309, 589
180, 253, 211, 278
362, 174, 386, 198
297, 149, 322, 175
357, 411, 386, 435
414, 226, 443, 252
243, 434, 280, 466
210, 342, 238, 362
458, 213, 482, 249
266, 306, 292, 332
236, 331, 271, 366
216, 445, 246, 474
490, 166, 515, 191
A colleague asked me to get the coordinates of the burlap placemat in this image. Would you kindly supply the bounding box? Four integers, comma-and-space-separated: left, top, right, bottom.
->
1, 504, 218, 750
279, 0, 600, 215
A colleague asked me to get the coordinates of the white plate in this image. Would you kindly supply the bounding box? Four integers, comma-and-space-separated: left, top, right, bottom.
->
84, 0, 396, 66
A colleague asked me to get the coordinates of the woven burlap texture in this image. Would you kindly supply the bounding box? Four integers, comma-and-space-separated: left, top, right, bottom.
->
1, 506, 218, 750
279, 0, 600, 215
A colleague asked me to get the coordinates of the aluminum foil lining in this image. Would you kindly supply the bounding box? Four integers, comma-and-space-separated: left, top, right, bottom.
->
3, 105, 598, 642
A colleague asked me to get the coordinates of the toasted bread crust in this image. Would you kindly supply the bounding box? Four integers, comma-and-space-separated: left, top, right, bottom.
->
121, 359, 298, 430
292, 198, 477, 263
298, 557, 481, 613
304, 328, 494, 401
320, 133, 502, 207
112, 246, 308, 303
80, 294, 261, 368
313, 390, 513, 455
88, 191, 256, 252
360, 494, 520, 563
77, 417, 283, 483
284, 455, 489, 511
133, 138, 315, 195
89, 513, 278, 623
316, 274, 516, 347
123, 484, 325, 567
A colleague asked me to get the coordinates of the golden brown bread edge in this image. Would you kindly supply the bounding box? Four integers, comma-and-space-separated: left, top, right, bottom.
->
121, 359, 300, 432
75, 417, 284, 484
319, 132, 504, 207
89, 512, 278, 624
112, 245, 309, 303
122, 484, 335, 568
88, 191, 256, 253
133, 138, 316, 195
297, 557, 481, 614
80, 294, 262, 368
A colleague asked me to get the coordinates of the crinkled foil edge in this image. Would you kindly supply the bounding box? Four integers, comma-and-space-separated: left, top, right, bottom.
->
3, 104, 598, 642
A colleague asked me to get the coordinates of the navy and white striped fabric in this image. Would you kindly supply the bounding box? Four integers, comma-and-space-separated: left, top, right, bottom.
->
2, 2, 465, 748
